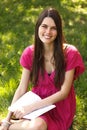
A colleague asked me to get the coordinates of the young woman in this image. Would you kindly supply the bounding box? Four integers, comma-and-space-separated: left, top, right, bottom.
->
0, 8, 85, 130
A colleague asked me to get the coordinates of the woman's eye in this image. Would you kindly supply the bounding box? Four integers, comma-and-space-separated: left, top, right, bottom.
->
41, 25, 47, 29
51, 27, 57, 30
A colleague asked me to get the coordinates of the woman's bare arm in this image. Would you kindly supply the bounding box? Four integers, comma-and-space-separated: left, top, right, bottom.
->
5, 68, 30, 121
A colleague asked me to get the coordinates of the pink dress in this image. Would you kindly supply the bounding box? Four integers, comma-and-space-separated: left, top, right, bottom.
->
20, 44, 85, 130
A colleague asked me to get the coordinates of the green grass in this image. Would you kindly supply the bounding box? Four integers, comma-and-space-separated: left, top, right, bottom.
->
0, 0, 87, 129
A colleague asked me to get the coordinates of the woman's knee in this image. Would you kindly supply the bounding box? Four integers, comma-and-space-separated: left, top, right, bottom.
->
9, 120, 29, 130
9, 118, 47, 130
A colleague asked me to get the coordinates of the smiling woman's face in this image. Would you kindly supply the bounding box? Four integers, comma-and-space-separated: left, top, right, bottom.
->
38, 17, 57, 46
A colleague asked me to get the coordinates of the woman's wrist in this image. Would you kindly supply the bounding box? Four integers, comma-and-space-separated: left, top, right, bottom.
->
1, 119, 11, 127
6, 111, 13, 121
1, 111, 13, 127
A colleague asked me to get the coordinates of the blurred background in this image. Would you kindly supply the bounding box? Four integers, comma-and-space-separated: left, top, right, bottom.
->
0, 0, 87, 129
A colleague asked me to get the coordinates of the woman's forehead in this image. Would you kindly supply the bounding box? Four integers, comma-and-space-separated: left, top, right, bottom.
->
41, 17, 56, 26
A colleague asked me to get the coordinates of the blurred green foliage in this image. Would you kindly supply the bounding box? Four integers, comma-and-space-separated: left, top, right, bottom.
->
0, 0, 87, 129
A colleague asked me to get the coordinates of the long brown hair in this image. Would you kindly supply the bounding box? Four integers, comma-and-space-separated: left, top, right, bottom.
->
30, 8, 66, 87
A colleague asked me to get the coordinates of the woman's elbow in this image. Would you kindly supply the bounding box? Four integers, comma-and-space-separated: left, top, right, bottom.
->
61, 90, 70, 100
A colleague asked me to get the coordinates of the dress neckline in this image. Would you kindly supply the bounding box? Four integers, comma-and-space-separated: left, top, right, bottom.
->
48, 73, 51, 76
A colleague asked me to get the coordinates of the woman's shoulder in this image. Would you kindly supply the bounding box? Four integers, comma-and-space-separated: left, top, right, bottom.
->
64, 43, 78, 52
20, 45, 34, 70
64, 43, 83, 62
22, 45, 34, 55
64, 43, 79, 57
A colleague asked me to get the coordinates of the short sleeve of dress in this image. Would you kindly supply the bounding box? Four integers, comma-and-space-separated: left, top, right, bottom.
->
65, 45, 85, 79
20, 45, 34, 70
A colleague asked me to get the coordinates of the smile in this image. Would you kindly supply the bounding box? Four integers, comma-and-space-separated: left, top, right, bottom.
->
44, 35, 52, 39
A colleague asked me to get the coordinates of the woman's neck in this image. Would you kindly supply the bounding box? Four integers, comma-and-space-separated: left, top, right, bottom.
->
44, 44, 54, 67
44, 43, 54, 54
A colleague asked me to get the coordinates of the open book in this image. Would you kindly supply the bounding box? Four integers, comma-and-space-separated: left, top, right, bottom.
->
8, 91, 56, 120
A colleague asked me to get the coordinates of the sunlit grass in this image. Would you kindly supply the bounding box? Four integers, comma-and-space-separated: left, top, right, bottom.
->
0, 78, 18, 118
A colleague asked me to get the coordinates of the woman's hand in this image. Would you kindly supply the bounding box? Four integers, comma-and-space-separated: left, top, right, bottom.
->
13, 106, 25, 119
13, 105, 31, 119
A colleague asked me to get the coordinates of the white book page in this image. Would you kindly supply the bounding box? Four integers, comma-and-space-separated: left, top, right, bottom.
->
23, 105, 56, 119
8, 91, 56, 120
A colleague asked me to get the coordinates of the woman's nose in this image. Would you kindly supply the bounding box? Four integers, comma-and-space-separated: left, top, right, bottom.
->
46, 28, 51, 34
